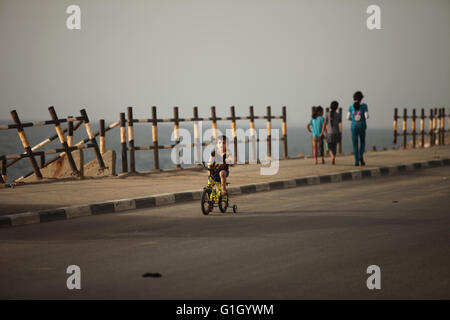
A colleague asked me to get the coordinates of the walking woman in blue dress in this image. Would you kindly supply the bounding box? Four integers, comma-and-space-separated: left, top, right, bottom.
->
347, 91, 369, 166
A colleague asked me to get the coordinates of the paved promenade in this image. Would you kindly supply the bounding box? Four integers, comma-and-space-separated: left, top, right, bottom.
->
0, 145, 449, 216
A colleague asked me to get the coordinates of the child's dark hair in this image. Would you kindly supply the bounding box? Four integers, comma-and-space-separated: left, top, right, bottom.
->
353, 91, 364, 111
311, 106, 317, 119
329, 101, 339, 126
316, 106, 323, 115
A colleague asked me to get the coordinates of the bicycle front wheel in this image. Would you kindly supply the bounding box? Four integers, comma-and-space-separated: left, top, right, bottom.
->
201, 189, 212, 215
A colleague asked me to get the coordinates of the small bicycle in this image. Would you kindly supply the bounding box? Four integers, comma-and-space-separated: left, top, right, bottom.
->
201, 163, 237, 215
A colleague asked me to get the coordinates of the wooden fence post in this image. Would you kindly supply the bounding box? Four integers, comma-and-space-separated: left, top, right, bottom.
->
99, 119, 106, 154
173, 106, 181, 169
412, 108, 416, 148
68, 117, 74, 147
10, 110, 43, 179
211, 106, 217, 141
230, 106, 238, 164
420, 109, 425, 147
79, 148, 84, 178
443, 108, 447, 145
338, 107, 342, 154
282, 106, 288, 159
120, 112, 128, 173
402, 108, 407, 149
152, 106, 160, 171
249, 106, 256, 163
0, 156, 6, 184
393, 108, 398, 145
39, 153, 45, 169
429, 109, 434, 147
434, 108, 438, 145
266, 106, 272, 159
80, 108, 106, 170
193, 106, 201, 164
127, 106, 136, 173
48, 106, 79, 174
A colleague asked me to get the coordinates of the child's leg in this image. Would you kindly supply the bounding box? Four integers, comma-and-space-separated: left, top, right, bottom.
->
351, 127, 359, 164
359, 128, 366, 161
219, 170, 227, 195
312, 138, 318, 163
319, 137, 325, 163
329, 142, 336, 164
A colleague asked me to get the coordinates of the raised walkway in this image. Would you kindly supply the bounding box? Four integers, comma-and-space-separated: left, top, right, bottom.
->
1, 146, 449, 219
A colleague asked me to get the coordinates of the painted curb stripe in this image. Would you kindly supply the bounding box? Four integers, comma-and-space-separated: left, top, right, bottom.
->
319, 175, 332, 183
379, 167, 390, 176
341, 172, 353, 181
241, 185, 257, 194
2, 157, 449, 228
135, 197, 156, 209
174, 192, 194, 203
295, 178, 308, 186
269, 181, 284, 190
39, 209, 66, 222
361, 170, 372, 178
91, 202, 115, 214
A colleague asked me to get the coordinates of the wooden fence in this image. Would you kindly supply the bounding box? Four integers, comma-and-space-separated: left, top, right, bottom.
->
121, 105, 288, 173
393, 107, 449, 148
0, 105, 287, 184
0, 107, 109, 184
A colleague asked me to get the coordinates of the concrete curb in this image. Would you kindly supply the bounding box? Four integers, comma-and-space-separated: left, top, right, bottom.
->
1, 158, 449, 229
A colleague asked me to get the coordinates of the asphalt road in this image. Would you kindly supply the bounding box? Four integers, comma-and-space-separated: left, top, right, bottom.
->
1, 166, 449, 299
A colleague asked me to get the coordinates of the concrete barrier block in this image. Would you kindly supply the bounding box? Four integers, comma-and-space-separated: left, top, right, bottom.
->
387, 166, 398, 175
155, 193, 176, 206
306, 176, 320, 185
284, 179, 297, 188
370, 168, 381, 177
329, 174, 342, 182
9, 212, 40, 226
350, 171, 363, 180
114, 199, 136, 212
228, 186, 242, 195
419, 161, 430, 168
191, 190, 204, 199
174, 192, 194, 203
269, 181, 285, 190
39, 209, 67, 222
90, 202, 115, 214
65, 205, 92, 219
255, 183, 270, 192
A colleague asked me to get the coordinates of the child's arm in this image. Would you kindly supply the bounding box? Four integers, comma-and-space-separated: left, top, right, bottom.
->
307, 123, 312, 136
225, 151, 233, 165
207, 152, 214, 168
321, 118, 327, 137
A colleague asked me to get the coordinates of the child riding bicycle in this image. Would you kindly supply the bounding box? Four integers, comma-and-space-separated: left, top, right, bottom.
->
208, 135, 233, 197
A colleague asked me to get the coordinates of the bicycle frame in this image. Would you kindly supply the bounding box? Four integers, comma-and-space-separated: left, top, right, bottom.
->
205, 176, 222, 203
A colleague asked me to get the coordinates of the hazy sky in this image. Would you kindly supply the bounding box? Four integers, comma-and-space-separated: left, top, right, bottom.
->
0, 0, 449, 128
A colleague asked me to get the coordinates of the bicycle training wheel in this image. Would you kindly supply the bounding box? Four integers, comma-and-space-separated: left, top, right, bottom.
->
218, 195, 229, 213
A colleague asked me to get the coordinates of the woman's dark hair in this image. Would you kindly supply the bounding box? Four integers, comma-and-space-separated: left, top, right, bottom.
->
353, 91, 364, 111
217, 135, 228, 143
329, 101, 339, 126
